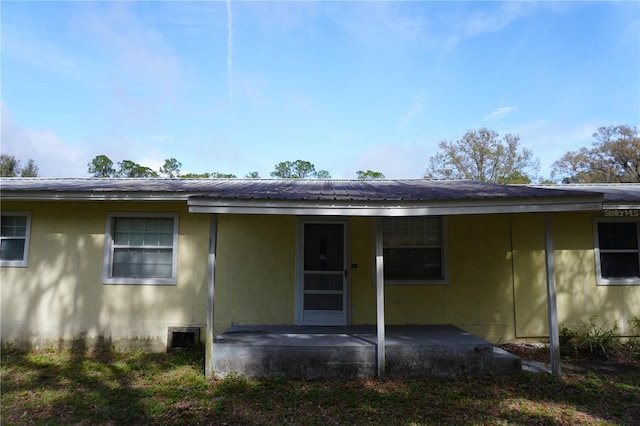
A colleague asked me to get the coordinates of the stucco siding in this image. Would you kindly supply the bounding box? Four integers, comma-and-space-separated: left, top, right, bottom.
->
346, 215, 516, 343
512, 212, 640, 339
511, 214, 548, 337
1, 201, 209, 350
553, 213, 640, 337
212, 214, 296, 335
3, 202, 638, 350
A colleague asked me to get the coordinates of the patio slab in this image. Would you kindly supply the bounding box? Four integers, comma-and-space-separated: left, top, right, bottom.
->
212, 325, 521, 379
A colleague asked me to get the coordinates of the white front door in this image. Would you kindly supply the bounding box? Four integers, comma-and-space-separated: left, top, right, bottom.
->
298, 220, 348, 325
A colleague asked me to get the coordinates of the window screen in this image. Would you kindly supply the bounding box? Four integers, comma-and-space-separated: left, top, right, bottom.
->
382, 216, 446, 283
112, 218, 174, 278
103, 213, 178, 285
0, 213, 30, 266
596, 221, 640, 283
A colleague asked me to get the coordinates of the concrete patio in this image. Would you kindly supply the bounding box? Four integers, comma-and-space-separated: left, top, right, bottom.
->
212, 325, 521, 379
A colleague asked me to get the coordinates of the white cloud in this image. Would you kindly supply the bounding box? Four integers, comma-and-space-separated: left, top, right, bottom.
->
329, 2, 427, 48
1, 21, 103, 87
483, 106, 515, 121
442, 2, 535, 49
71, 3, 185, 129
1, 103, 88, 177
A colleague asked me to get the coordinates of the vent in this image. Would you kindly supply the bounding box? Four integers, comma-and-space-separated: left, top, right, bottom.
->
167, 326, 200, 352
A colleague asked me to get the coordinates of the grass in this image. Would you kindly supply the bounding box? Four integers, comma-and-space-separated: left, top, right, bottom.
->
2, 343, 640, 425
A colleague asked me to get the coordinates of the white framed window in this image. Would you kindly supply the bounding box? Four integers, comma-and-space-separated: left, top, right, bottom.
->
103, 212, 179, 285
593, 218, 640, 285
382, 216, 448, 285
0, 211, 31, 267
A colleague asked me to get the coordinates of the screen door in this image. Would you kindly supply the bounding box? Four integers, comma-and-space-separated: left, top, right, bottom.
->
300, 221, 347, 325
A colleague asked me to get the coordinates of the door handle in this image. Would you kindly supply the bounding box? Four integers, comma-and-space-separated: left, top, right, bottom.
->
344, 269, 347, 278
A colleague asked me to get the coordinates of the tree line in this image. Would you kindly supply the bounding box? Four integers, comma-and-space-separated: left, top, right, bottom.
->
85, 155, 386, 180
0, 154, 39, 177
2, 124, 638, 183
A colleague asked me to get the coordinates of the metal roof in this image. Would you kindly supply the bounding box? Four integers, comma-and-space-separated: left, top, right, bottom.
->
0, 177, 613, 201
1, 177, 619, 216
534, 183, 640, 204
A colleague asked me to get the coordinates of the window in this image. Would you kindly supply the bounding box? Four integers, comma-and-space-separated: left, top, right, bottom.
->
103, 213, 178, 285
0, 212, 31, 267
594, 218, 640, 285
382, 216, 448, 284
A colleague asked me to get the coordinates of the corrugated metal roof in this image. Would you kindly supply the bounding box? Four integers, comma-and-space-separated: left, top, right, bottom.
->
0, 178, 617, 202
534, 183, 640, 203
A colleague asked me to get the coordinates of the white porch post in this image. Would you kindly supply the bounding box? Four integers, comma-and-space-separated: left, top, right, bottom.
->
205, 214, 218, 377
373, 217, 385, 378
544, 213, 561, 376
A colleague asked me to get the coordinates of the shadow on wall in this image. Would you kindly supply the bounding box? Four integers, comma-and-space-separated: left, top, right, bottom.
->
554, 213, 640, 337
1, 203, 206, 351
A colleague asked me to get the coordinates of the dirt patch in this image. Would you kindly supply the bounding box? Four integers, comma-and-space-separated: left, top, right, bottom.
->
500, 341, 640, 376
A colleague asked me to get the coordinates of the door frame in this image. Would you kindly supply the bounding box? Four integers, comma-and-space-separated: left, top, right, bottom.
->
295, 217, 350, 326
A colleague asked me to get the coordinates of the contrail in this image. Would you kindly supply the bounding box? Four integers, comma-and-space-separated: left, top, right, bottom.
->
226, 0, 233, 106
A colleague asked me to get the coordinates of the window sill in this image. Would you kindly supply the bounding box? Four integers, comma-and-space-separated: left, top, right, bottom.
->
103, 278, 177, 286
0, 261, 28, 268
597, 278, 640, 286
384, 280, 449, 286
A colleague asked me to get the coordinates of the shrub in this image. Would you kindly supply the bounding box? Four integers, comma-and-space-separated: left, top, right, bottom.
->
560, 315, 619, 359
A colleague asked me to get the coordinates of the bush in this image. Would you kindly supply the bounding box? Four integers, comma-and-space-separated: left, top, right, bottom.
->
560, 316, 619, 359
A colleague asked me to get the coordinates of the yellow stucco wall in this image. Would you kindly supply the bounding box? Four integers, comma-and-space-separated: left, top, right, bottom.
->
3, 203, 638, 349
212, 214, 296, 335
511, 214, 548, 337
1, 201, 209, 350
350, 215, 517, 343
553, 212, 639, 337
211, 215, 517, 343
511, 212, 640, 338
210, 213, 639, 343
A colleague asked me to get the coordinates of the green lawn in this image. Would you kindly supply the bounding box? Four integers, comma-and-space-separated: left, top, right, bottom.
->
1, 344, 639, 425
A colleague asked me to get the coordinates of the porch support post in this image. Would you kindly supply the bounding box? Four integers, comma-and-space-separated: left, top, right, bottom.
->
205, 214, 218, 377
544, 213, 561, 376
374, 217, 385, 378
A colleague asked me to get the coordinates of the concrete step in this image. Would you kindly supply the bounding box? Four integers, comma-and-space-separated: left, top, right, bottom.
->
492, 346, 522, 375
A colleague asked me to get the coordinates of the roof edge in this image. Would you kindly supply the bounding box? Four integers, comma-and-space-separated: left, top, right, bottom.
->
187, 195, 604, 216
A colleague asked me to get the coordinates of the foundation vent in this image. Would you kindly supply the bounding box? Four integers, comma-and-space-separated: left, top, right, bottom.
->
167, 326, 200, 352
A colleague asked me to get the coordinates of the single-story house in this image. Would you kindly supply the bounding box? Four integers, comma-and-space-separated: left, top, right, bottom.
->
1, 178, 639, 377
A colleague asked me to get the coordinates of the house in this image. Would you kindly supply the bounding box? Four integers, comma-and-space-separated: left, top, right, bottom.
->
1, 178, 639, 377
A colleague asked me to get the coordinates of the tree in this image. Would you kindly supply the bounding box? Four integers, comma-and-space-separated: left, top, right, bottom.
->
425, 128, 539, 184
116, 160, 159, 178
21, 159, 39, 177
210, 172, 237, 179
159, 158, 182, 178
245, 171, 261, 179
88, 155, 116, 177
180, 172, 237, 178
1, 154, 21, 177
0, 155, 39, 177
181, 172, 212, 179
270, 160, 318, 179
551, 125, 640, 183
316, 170, 331, 179
356, 170, 385, 180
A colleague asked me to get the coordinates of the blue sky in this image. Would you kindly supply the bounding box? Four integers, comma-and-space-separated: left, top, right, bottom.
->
1, 1, 638, 180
